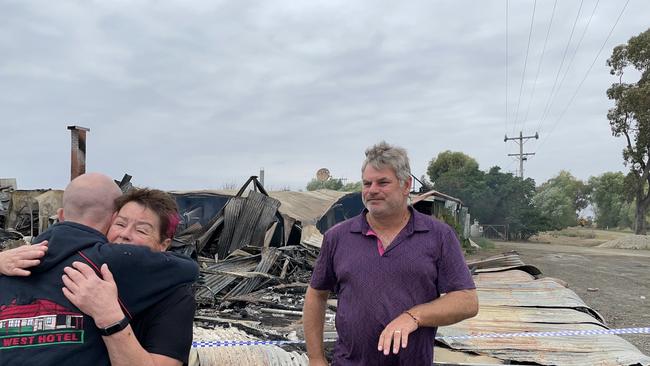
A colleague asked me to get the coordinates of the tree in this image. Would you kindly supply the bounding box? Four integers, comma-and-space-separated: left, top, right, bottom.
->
532, 186, 576, 229
607, 28, 650, 234
588, 172, 632, 229
306, 178, 343, 191
341, 181, 363, 192
428, 150, 550, 240
483, 167, 548, 240
427, 151, 488, 220
533, 171, 589, 228
427, 151, 479, 182
434, 168, 492, 223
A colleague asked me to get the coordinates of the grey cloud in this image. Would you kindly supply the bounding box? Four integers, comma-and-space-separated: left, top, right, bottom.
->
1, 0, 648, 190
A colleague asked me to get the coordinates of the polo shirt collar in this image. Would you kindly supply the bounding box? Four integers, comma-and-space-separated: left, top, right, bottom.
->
351, 206, 429, 235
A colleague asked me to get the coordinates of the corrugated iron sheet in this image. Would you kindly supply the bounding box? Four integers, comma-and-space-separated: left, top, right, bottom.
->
191, 326, 308, 366
467, 304, 604, 326
474, 264, 542, 277
301, 230, 324, 249
436, 266, 650, 366
434, 347, 505, 365
219, 191, 280, 259
268, 190, 348, 226
467, 252, 526, 269
225, 248, 281, 298
171, 189, 348, 227
473, 271, 604, 322
196, 255, 261, 300
472, 268, 536, 283
439, 321, 650, 366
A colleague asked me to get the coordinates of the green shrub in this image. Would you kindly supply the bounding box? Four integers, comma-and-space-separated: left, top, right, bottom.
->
474, 237, 495, 249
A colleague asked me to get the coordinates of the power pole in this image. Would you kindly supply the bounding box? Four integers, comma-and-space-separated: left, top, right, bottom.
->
504, 131, 538, 179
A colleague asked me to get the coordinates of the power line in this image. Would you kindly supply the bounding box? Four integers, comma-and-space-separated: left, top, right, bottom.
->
521, 0, 558, 133
539, 0, 600, 135
536, 0, 585, 134
512, 0, 537, 134
555, 0, 600, 110
505, 0, 509, 135
534, 0, 631, 154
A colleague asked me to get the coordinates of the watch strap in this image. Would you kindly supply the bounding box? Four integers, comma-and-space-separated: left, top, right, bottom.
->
99, 316, 130, 336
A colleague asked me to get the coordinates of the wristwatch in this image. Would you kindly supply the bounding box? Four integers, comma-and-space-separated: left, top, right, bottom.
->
98, 316, 130, 336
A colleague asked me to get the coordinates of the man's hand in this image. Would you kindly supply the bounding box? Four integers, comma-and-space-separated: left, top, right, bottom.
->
62, 262, 124, 328
377, 312, 419, 355
0, 241, 48, 276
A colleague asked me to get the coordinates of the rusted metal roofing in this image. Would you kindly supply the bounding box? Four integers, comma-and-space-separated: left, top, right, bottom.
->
224, 248, 281, 298
411, 189, 464, 205
467, 251, 526, 269
436, 259, 650, 366
465, 305, 605, 326
171, 188, 350, 246
473, 271, 604, 322
439, 321, 650, 366
196, 255, 260, 301
300, 228, 324, 249
267, 190, 348, 226
218, 191, 281, 259
434, 347, 506, 364
171, 188, 348, 227
472, 268, 537, 283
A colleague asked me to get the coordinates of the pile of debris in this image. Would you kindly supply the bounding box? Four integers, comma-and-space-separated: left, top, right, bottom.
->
167, 177, 328, 313
0, 228, 25, 251
0, 181, 62, 239
598, 234, 650, 250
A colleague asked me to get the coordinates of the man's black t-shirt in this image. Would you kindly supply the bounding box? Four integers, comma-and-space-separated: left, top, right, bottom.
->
132, 284, 196, 364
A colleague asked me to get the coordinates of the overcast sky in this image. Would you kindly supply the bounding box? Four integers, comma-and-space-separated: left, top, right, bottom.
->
1, 0, 648, 191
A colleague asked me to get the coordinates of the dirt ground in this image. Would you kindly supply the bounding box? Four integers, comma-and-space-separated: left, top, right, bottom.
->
468, 230, 650, 357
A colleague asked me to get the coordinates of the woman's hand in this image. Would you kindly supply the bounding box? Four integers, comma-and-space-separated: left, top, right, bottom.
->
62, 262, 124, 328
0, 241, 48, 276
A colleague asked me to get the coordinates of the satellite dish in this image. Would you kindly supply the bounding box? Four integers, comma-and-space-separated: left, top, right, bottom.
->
316, 168, 331, 182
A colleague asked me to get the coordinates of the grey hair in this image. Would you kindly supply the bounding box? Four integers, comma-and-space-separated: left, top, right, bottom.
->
362, 141, 411, 185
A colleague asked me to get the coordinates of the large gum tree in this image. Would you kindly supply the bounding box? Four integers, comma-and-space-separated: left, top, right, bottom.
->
607, 28, 650, 234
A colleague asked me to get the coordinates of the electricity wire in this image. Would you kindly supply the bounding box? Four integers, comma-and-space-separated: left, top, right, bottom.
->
521, 0, 558, 133
536, 0, 601, 135
534, 0, 631, 154
536, 0, 585, 132
512, 0, 537, 134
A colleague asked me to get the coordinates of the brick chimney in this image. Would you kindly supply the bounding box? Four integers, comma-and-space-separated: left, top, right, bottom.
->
67, 125, 90, 181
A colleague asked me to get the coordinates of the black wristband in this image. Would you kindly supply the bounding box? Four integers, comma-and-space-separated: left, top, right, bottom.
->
98, 316, 130, 336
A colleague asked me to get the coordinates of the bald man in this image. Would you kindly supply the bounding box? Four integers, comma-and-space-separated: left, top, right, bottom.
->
55, 172, 123, 234
0, 173, 198, 366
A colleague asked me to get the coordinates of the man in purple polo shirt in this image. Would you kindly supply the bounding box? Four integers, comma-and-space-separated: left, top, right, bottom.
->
303, 141, 478, 366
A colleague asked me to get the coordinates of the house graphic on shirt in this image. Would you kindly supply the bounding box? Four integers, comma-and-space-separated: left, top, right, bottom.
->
0, 299, 84, 349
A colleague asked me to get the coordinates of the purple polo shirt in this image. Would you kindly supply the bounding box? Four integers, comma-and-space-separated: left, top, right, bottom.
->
310, 207, 475, 366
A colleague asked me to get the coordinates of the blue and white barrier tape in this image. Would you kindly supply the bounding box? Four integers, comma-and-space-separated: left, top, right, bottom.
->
192, 326, 650, 348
